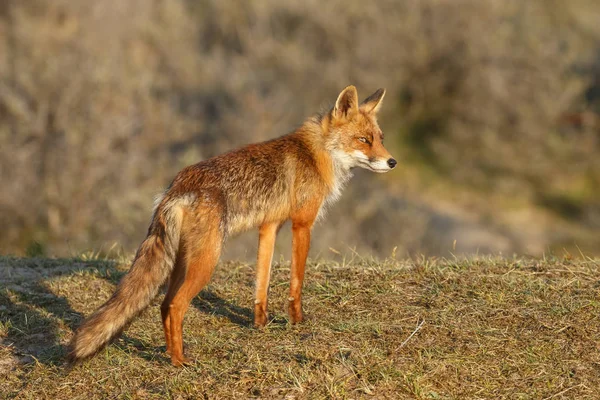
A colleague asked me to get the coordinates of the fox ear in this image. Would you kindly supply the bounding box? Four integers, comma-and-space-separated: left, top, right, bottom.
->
360, 88, 386, 114
333, 85, 359, 120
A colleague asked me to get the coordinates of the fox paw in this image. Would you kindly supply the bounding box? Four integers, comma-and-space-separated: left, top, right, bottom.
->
171, 355, 192, 367
288, 298, 303, 324
254, 302, 269, 328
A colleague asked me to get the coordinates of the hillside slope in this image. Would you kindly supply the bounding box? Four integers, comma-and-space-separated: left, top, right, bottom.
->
1, 255, 599, 399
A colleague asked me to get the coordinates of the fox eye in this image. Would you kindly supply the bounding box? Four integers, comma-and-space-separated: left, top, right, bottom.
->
358, 137, 368, 144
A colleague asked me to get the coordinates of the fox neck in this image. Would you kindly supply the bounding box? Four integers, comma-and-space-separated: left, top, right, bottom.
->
298, 114, 355, 219
318, 117, 356, 211
328, 149, 354, 199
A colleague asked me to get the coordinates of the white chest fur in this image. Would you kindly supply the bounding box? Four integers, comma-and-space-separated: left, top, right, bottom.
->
316, 150, 354, 221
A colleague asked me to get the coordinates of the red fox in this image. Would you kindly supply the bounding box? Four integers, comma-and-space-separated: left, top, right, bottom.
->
68, 85, 396, 366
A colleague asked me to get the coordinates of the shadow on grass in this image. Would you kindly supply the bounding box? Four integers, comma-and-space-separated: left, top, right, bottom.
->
0, 257, 258, 369
0, 257, 132, 367
0, 280, 83, 365
193, 289, 253, 327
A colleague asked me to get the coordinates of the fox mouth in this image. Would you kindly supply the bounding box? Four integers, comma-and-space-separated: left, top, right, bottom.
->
357, 160, 392, 173
366, 166, 391, 173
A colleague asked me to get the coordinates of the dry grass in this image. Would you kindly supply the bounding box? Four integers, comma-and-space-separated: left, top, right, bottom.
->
1, 254, 599, 399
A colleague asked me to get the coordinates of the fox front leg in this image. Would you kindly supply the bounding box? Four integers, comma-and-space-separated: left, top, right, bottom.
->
254, 222, 278, 327
288, 221, 311, 324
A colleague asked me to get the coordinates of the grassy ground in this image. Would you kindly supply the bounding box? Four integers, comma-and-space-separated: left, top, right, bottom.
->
0, 254, 599, 399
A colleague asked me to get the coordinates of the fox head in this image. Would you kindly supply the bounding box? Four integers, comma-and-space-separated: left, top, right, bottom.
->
325, 86, 396, 173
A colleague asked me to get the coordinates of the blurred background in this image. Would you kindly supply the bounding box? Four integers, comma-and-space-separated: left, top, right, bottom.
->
1, 0, 599, 260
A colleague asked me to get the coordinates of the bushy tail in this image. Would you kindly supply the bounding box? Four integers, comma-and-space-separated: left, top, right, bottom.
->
68, 197, 189, 362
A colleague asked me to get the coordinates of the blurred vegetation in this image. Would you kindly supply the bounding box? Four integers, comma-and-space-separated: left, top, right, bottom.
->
1, 0, 599, 257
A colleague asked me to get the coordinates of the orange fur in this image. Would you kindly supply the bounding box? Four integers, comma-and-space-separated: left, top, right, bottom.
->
68, 85, 396, 366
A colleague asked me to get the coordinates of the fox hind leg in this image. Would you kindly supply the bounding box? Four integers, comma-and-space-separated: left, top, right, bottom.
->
161, 259, 186, 356
162, 212, 223, 366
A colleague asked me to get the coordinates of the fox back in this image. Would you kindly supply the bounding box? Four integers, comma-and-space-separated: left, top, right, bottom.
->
161, 86, 394, 236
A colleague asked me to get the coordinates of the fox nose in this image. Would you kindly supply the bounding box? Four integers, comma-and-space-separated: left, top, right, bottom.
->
387, 158, 397, 169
